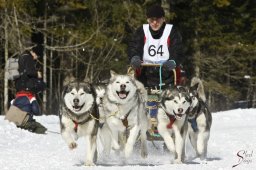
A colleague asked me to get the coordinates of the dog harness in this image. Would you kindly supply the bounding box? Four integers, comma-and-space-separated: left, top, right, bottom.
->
72, 112, 101, 133
187, 118, 198, 132
188, 99, 203, 133
159, 105, 176, 129
166, 114, 176, 129
63, 104, 99, 133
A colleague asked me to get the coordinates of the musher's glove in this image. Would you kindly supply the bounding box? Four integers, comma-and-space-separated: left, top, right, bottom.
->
130, 56, 141, 69
163, 60, 176, 71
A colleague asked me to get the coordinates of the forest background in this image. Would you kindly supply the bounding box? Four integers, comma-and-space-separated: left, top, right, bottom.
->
0, 0, 255, 115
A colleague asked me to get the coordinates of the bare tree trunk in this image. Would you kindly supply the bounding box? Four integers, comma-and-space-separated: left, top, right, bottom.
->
43, 2, 48, 114
75, 44, 78, 78
226, 65, 230, 108
4, 7, 9, 114
49, 33, 53, 114
85, 50, 93, 80
13, 5, 23, 52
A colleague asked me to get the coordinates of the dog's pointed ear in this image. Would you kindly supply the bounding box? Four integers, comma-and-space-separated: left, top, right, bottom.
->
83, 76, 91, 83
160, 89, 167, 99
191, 83, 199, 91
110, 70, 117, 78
63, 73, 76, 86
127, 67, 135, 78
177, 86, 188, 93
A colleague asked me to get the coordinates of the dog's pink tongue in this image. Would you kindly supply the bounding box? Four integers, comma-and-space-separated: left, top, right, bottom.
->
119, 93, 126, 99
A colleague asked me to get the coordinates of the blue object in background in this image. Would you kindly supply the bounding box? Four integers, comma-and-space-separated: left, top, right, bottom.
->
147, 101, 158, 117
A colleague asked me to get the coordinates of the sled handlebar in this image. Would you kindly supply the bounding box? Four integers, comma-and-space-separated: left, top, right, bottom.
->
141, 63, 162, 67
140, 63, 177, 86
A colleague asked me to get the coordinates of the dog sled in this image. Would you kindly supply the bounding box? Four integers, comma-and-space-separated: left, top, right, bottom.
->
129, 63, 186, 141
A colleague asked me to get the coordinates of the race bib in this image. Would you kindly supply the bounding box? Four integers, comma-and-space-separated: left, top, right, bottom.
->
143, 24, 173, 64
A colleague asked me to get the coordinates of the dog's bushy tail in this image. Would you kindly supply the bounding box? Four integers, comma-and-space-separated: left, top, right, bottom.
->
191, 77, 206, 102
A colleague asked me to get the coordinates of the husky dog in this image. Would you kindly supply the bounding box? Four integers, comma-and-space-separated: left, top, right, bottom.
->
93, 83, 116, 155
100, 70, 148, 159
157, 86, 191, 164
59, 77, 99, 166
187, 77, 212, 162
94, 84, 107, 123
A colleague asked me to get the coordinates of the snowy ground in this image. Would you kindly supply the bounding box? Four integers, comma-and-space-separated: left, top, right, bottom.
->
0, 108, 255, 170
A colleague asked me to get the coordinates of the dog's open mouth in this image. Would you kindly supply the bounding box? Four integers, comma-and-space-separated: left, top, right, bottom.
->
72, 103, 85, 112
173, 111, 184, 120
116, 90, 129, 99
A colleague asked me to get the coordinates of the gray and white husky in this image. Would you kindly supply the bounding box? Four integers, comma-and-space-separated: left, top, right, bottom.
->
187, 77, 212, 162
157, 86, 191, 164
59, 77, 99, 166
100, 70, 148, 159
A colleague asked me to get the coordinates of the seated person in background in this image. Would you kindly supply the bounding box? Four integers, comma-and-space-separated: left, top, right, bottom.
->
13, 44, 47, 134
128, 4, 185, 88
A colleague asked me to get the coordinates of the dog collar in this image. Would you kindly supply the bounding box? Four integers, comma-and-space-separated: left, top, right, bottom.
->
63, 103, 99, 125
73, 120, 79, 133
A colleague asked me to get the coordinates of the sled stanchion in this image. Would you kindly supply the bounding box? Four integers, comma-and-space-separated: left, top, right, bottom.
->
159, 64, 163, 92
139, 63, 178, 141
140, 63, 162, 141
172, 69, 177, 86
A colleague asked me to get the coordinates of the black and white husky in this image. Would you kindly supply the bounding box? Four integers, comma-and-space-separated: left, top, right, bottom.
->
187, 77, 212, 162
157, 86, 191, 164
59, 77, 99, 166
99, 70, 148, 159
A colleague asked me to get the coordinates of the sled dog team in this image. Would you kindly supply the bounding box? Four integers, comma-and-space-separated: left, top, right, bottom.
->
59, 71, 212, 166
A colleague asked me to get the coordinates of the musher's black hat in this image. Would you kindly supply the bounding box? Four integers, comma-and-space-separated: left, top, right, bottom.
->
146, 4, 165, 18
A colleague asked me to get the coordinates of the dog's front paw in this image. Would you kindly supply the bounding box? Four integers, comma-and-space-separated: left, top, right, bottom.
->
68, 142, 77, 150
199, 159, 207, 164
84, 160, 95, 166
173, 159, 182, 164
112, 140, 120, 150
124, 145, 133, 158
141, 149, 148, 158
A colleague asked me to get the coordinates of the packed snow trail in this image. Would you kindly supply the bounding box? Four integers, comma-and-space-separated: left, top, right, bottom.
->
0, 109, 255, 170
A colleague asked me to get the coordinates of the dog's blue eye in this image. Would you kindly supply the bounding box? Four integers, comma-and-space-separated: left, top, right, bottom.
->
116, 81, 120, 83
126, 81, 129, 83
71, 92, 75, 95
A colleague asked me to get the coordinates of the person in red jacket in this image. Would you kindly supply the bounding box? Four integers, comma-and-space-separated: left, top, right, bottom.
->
128, 4, 185, 88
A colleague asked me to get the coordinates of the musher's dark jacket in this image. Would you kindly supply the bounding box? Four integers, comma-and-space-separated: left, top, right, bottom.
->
128, 23, 184, 88
15, 51, 39, 92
